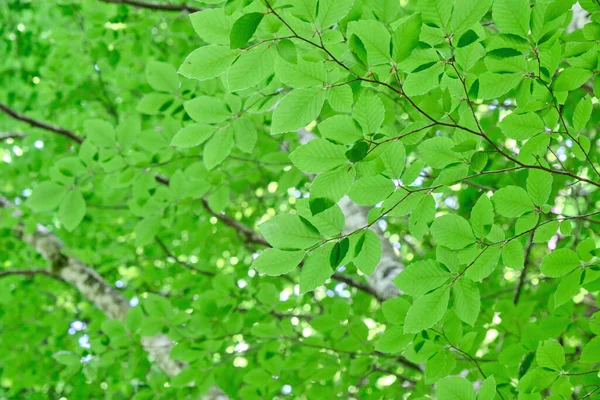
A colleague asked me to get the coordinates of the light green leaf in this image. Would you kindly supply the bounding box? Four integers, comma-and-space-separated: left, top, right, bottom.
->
319, 115, 363, 145
573, 95, 592, 131
453, 278, 480, 326
327, 85, 353, 113
58, 189, 86, 231
353, 230, 381, 275
393, 259, 451, 297
418, 137, 461, 169
477, 72, 521, 100
352, 91, 385, 135
499, 112, 545, 141
184, 96, 231, 124
289, 138, 347, 173
392, 13, 422, 63
178, 45, 236, 81
252, 249, 305, 276
580, 336, 600, 363
259, 214, 321, 249
492, 186, 534, 218
228, 42, 277, 91
527, 169, 553, 207
552, 68, 593, 92
275, 57, 326, 88
431, 214, 476, 250
347, 175, 395, 205
271, 88, 326, 134
317, 0, 353, 28
540, 248, 580, 278
146, 61, 178, 93
375, 326, 412, 354
347, 20, 391, 65
471, 194, 494, 239
189, 9, 234, 45
203, 130, 234, 170
27, 181, 66, 212
171, 124, 215, 148
502, 240, 524, 269
311, 166, 355, 202
554, 270, 581, 308
437, 376, 476, 400
536, 340, 565, 371
84, 119, 116, 147
404, 286, 450, 333
478, 376, 496, 400
492, 0, 531, 37
451, 0, 493, 34
300, 242, 334, 293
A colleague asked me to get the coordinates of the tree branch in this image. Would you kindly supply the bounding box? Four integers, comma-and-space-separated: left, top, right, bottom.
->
98, 0, 203, 12
0, 132, 26, 141
0, 103, 82, 144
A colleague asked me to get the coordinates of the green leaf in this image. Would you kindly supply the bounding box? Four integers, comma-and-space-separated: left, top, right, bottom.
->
290, 138, 347, 173
477, 72, 521, 100
404, 63, 443, 96
536, 340, 565, 371
392, 13, 422, 63
404, 286, 450, 333
347, 20, 391, 65
380, 141, 406, 179
146, 61, 178, 93
431, 214, 476, 250
470, 194, 494, 239
252, 249, 304, 276
381, 297, 411, 325
393, 259, 451, 297
311, 166, 355, 202
375, 326, 412, 354
499, 112, 545, 141
352, 91, 385, 135
502, 240, 524, 269
228, 42, 276, 91
492, 0, 531, 38
477, 376, 496, 400
84, 119, 116, 147
170, 124, 215, 148
353, 230, 381, 275
189, 9, 234, 45
533, 220, 558, 243
347, 175, 395, 206
451, 0, 493, 34
465, 244, 501, 281
178, 45, 236, 81
27, 181, 66, 212
300, 242, 334, 293
527, 169, 553, 207
330, 238, 349, 268
319, 115, 363, 145
232, 117, 257, 153
573, 95, 592, 131
184, 96, 231, 124
327, 85, 353, 113
134, 217, 161, 247
271, 88, 326, 134
580, 336, 600, 363
453, 278, 480, 326
53, 351, 80, 366
540, 248, 580, 278
317, 0, 353, 28
259, 214, 321, 250
554, 270, 581, 308
552, 68, 593, 92
203, 130, 234, 171
492, 186, 534, 218
125, 306, 143, 334
436, 376, 476, 400
418, 137, 461, 169
275, 57, 326, 88
345, 141, 369, 163
230, 13, 263, 49
58, 189, 86, 231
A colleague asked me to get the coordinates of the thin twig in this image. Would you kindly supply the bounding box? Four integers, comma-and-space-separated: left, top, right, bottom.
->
98, 0, 203, 12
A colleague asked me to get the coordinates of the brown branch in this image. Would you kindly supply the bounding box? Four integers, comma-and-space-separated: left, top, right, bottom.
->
98, 0, 203, 12
513, 231, 536, 304
0, 103, 83, 144
0, 132, 26, 141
